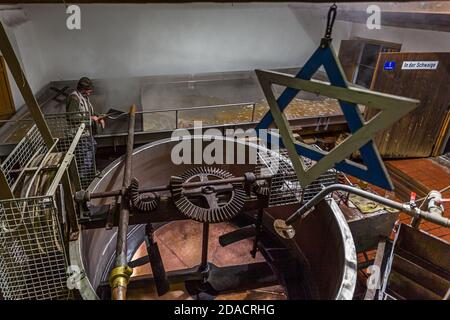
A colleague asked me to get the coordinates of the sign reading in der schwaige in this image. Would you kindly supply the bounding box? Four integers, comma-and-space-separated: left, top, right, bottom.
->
401, 61, 439, 70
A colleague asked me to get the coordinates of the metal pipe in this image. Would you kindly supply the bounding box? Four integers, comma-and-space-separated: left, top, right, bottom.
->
86, 174, 272, 200
251, 104, 256, 122
285, 184, 450, 228
199, 223, 209, 273
137, 102, 255, 114
251, 208, 264, 258
110, 105, 136, 300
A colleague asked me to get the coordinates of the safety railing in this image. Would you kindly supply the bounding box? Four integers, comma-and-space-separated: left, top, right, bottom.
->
0, 122, 85, 300
0, 195, 71, 300
0, 101, 345, 144
138, 102, 261, 131
0, 112, 96, 189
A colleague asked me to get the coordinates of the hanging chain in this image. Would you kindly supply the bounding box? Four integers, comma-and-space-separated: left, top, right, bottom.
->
324, 3, 337, 39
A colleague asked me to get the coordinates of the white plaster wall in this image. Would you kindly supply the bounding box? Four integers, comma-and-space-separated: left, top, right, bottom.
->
3, 3, 449, 112
1, 6, 50, 109
21, 3, 351, 81
8, 21, 50, 108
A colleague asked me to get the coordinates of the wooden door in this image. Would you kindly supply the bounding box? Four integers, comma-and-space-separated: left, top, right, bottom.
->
0, 56, 15, 119
367, 52, 450, 158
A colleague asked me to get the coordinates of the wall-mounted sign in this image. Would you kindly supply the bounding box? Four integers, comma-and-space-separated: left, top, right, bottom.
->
384, 61, 396, 70
401, 61, 439, 70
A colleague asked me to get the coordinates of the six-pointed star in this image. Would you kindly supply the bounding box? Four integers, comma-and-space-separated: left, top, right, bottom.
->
255, 47, 419, 190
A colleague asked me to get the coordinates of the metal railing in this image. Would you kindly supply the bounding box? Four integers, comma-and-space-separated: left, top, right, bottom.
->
0, 112, 96, 189
256, 149, 338, 207
0, 123, 85, 300
0, 102, 346, 158
138, 102, 260, 132
0, 102, 260, 134
1, 101, 344, 138
0, 196, 71, 300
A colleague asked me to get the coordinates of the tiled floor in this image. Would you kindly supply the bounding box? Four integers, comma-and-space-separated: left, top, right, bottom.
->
128, 221, 286, 300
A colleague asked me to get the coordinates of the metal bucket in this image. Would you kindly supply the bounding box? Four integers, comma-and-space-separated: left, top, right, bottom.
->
69, 136, 356, 300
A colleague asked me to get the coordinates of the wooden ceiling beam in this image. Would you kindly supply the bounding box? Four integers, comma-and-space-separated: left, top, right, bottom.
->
336, 10, 450, 32
289, 2, 450, 32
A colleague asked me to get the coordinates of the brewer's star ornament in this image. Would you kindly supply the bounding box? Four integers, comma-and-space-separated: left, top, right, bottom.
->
255, 45, 419, 190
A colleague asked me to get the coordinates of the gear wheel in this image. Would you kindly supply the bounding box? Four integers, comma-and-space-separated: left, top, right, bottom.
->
130, 177, 160, 212
171, 167, 246, 223
252, 180, 271, 196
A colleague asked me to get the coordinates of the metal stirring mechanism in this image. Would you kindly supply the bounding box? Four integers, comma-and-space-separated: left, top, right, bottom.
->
171, 167, 247, 223
77, 166, 284, 299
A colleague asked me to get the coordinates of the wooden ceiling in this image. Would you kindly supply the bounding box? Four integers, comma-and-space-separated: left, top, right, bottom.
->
289, 2, 450, 32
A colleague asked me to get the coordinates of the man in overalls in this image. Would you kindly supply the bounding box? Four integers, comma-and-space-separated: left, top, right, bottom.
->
66, 77, 104, 185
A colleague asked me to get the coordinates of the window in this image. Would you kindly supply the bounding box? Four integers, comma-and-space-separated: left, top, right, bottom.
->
338, 38, 401, 89
352, 39, 401, 88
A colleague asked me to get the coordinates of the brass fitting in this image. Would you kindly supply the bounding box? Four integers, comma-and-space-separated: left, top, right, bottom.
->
109, 265, 133, 289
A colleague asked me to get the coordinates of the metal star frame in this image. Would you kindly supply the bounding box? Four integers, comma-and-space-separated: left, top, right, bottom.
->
255, 44, 419, 190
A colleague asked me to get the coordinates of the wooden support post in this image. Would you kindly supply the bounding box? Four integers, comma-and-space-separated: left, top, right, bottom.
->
0, 21, 54, 148
0, 169, 13, 200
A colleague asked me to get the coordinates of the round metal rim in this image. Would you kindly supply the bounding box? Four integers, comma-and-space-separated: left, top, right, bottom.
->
69, 135, 356, 300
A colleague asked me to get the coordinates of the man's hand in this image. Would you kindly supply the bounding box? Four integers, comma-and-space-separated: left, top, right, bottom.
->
91, 115, 106, 129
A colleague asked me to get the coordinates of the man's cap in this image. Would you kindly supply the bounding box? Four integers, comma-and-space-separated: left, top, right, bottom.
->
77, 77, 93, 91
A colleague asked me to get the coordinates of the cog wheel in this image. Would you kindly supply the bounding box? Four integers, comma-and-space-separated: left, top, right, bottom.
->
252, 180, 271, 196
130, 177, 160, 212
171, 167, 246, 223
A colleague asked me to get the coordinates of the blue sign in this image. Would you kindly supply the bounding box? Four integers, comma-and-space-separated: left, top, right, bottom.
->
384, 61, 396, 70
